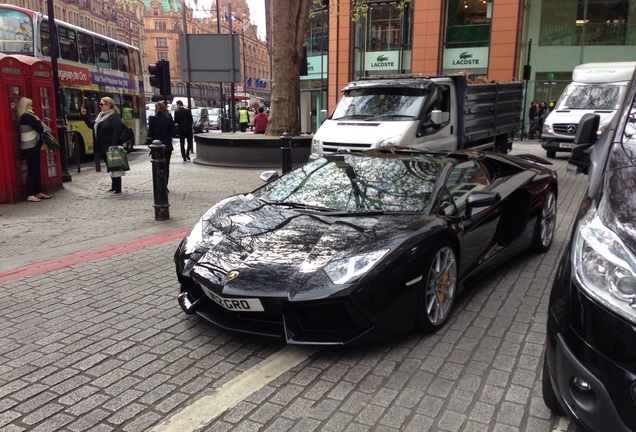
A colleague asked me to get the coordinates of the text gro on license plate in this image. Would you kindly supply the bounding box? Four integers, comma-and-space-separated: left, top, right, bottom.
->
201, 286, 264, 312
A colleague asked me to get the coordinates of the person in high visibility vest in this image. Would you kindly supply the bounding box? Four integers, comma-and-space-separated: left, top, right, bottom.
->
238, 106, 249, 132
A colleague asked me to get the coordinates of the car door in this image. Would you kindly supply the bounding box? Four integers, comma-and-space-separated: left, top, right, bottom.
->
442, 160, 503, 276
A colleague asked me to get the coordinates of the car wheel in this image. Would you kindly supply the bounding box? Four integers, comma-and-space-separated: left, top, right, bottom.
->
531, 188, 557, 253
416, 241, 457, 332
546, 150, 556, 158
542, 353, 564, 414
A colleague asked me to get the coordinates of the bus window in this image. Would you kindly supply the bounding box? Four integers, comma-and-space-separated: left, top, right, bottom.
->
58, 25, 78, 61
78, 32, 94, 65
116, 45, 129, 72
94, 37, 109, 68
130, 49, 141, 75
83, 91, 100, 116
64, 88, 83, 120
108, 42, 117, 70
0, 8, 34, 54
40, 19, 51, 57
110, 94, 121, 111
122, 95, 134, 119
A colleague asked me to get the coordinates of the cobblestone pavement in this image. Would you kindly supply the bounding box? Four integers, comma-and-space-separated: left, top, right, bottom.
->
0, 140, 582, 432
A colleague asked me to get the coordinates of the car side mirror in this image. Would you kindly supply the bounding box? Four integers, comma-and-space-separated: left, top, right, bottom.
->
430, 110, 443, 125
466, 191, 500, 219
568, 113, 600, 175
260, 170, 279, 182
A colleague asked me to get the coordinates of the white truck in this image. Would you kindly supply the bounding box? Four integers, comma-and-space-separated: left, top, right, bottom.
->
541, 61, 636, 158
310, 75, 522, 159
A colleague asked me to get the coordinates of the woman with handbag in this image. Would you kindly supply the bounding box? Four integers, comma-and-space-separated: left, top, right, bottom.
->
148, 102, 175, 189
17, 97, 52, 202
80, 97, 125, 194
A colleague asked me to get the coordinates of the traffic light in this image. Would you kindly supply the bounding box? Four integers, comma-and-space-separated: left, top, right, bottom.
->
149, 60, 171, 97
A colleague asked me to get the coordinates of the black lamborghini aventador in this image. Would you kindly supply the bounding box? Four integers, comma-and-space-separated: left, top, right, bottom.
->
174, 148, 558, 345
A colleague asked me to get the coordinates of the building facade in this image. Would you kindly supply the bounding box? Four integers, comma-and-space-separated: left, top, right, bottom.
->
299, 0, 635, 134
142, 0, 270, 107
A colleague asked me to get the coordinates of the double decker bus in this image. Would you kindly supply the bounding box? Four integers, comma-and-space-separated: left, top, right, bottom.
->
0, 4, 147, 158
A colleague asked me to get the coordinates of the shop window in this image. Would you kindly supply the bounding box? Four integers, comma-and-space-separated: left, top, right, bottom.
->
445, 0, 491, 48
539, 0, 630, 46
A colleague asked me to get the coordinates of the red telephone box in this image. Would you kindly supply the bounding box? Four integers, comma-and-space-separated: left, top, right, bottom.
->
13, 54, 62, 193
0, 53, 29, 203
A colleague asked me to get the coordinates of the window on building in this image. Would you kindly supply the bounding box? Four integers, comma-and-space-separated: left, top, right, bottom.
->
153, 7, 159, 16
157, 37, 167, 47
155, 21, 166, 30
539, 0, 630, 46
158, 51, 168, 61
354, 1, 412, 78
445, 0, 491, 49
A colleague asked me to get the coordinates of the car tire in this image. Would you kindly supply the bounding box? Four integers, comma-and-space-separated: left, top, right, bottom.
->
546, 150, 556, 158
531, 188, 557, 253
416, 241, 457, 332
542, 353, 564, 414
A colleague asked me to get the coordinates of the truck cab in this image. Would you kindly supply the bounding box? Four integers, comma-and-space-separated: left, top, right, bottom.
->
310, 75, 521, 160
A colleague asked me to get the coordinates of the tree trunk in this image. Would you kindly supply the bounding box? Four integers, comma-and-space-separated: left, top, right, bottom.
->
265, 0, 313, 136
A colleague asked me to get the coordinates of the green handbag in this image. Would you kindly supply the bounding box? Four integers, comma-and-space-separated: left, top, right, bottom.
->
41, 132, 60, 150
106, 146, 130, 171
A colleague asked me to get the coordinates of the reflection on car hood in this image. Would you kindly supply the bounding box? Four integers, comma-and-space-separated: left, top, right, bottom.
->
183, 195, 439, 299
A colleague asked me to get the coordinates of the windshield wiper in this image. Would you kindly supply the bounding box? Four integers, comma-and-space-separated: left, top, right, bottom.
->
333, 114, 374, 120
365, 114, 415, 121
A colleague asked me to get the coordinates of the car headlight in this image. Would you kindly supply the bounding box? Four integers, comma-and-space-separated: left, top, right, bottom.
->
311, 138, 323, 158
377, 136, 401, 147
573, 210, 636, 324
543, 123, 553, 134
323, 249, 390, 284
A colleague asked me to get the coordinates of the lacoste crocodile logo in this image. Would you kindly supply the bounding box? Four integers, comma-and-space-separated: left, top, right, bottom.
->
460, 52, 473, 60
377, 55, 389, 62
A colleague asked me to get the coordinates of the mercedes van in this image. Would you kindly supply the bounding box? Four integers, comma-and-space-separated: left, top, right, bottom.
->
541, 61, 636, 158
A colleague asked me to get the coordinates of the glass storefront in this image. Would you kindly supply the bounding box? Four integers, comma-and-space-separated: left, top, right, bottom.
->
353, 1, 412, 78
301, 7, 329, 133
442, 0, 491, 75
539, 0, 633, 46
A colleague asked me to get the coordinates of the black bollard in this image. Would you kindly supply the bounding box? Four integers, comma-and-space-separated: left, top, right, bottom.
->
149, 140, 170, 221
281, 132, 292, 174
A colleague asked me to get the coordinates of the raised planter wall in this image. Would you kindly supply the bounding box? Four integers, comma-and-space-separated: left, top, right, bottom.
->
194, 133, 312, 168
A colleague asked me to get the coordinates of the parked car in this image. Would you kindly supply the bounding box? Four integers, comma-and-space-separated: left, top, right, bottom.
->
174, 148, 558, 345
192, 108, 209, 133
209, 107, 221, 130
542, 68, 636, 431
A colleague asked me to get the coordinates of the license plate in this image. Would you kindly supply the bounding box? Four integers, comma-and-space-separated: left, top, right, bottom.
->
201, 286, 264, 312
559, 142, 574, 148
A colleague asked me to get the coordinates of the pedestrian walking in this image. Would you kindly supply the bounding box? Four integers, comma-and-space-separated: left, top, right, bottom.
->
238, 106, 249, 132
148, 102, 175, 188
253, 107, 268, 134
536, 101, 548, 139
528, 101, 538, 140
173, 100, 193, 161
17, 97, 52, 202
80, 97, 126, 194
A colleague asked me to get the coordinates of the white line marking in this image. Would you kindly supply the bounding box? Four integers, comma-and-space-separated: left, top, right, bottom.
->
149, 345, 318, 432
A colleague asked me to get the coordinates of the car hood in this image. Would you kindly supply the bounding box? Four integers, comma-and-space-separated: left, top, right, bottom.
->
315, 119, 414, 146
179, 195, 441, 300
546, 110, 616, 126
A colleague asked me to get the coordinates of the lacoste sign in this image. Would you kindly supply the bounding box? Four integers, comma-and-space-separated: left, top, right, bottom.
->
365, 51, 399, 71
452, 51, 479, 66
443, 47, 489, 71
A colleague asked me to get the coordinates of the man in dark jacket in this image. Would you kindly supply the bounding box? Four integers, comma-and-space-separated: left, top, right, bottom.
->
173, 100, 194, 161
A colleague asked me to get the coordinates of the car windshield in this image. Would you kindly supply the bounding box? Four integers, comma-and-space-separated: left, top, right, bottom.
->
209, 108, 220, 117
192, 109, 202, 117
331, 87, 426, 120
558, 83, 627, 110
253, 152, 446, 212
